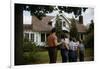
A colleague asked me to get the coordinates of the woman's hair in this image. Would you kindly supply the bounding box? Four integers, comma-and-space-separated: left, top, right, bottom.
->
73, 38, 76, 42
70, 37, 73, 41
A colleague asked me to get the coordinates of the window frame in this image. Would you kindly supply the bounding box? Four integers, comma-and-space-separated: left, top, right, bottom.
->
24, 33, 29, 39
41, 33, 45, 42
63, 21, 66, 27
30, 33, 34, 42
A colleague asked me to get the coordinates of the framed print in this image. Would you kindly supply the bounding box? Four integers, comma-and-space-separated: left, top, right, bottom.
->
10, 0, 95, 69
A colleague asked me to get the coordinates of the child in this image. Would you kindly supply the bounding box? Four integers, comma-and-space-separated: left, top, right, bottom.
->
79, 40, 85, 61
68, 38, 78, 62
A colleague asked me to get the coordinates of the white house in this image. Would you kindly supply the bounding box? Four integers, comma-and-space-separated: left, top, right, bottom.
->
24, 16, 53, 46
23, 13, 87, 46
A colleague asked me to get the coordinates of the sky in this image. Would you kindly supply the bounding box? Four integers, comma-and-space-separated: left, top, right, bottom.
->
23, 7, 94, 25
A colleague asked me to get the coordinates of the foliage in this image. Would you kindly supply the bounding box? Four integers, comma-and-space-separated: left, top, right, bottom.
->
87, 20, 94, 33
58, 6, 87, 18
24, 4, 54, 20
24, 4, 88, 19
55, 15, 62, 40
84, 20, 94, 49
84, 32, 94, 48
23, 38, 38, 52
70, 18, 78, 39
23, 38, 39, 64
23, 52, 40, 64
84, 30, 94, 59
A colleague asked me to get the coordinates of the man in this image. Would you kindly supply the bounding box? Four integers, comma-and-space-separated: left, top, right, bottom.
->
47, 28, 61, 63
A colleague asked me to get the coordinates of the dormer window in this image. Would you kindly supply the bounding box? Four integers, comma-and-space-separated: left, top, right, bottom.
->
63, 21, 66, 27
48, 21, 52, 26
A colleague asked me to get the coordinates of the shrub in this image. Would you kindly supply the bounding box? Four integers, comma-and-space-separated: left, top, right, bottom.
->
23, 52, 40, 64
84, 32, 94, 48
23, 38, 39, 64
23, 38, 38, 52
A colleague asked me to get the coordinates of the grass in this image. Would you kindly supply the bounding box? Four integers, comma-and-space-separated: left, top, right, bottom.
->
84, 48, 94, 61
24, 48, 94, 64
31, 50, 62, 64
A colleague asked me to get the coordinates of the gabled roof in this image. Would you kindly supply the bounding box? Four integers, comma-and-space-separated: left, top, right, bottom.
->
76, 23, 87, 33
24, 15, 87, 33
31, 16, 54, 32
75, 20, 87, 33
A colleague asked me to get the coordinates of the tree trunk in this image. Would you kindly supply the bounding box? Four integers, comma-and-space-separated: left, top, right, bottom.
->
14, 4, 24, 65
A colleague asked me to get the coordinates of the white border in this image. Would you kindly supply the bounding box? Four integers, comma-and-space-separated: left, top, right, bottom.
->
11, 0, 15, 67
10, 0, 99, 69
13, 0, 95, 7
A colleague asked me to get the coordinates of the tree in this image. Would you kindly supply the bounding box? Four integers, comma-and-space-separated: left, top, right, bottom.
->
55, 15, 62, 40
58, 6, 87, 18
88, 20, 94, 33
70, 18, 78, 39
84, 20, 94, 60
84, 20, 94, 48
25, 4, 54, 20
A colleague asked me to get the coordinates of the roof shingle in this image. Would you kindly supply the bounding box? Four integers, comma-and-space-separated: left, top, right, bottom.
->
31, 16, 54, 32
76, 23, 87, 33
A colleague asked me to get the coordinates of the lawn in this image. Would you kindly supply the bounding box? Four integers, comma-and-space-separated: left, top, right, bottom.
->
34, 50, 62, 64
24, 48, 94, 64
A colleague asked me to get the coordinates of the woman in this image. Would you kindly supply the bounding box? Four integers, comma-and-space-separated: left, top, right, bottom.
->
47, 28, 62, 63
60, 34, 69, 63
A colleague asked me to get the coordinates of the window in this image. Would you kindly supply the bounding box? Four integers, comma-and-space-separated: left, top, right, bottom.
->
48, 21, 52, 26
63, 21, 66, 27
81, 34, 83, 40
25, 33, 29, 39
41, 33, 45, 42
30, 33, 34, 42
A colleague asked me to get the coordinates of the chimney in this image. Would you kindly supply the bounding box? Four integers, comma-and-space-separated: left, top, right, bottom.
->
79, 15, 83, 24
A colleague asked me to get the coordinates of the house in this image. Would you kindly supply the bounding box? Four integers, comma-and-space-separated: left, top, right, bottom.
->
23, 13, 87, 46
76, 16, 87, 40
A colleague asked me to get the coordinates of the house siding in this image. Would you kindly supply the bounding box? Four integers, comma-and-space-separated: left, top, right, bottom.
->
24, 31, 47, 46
